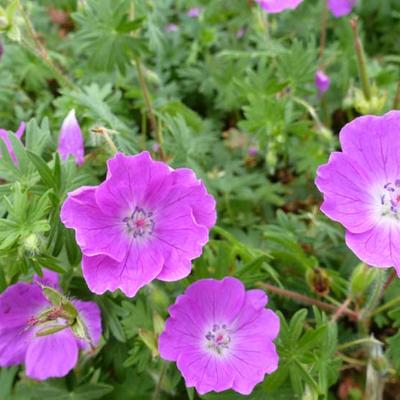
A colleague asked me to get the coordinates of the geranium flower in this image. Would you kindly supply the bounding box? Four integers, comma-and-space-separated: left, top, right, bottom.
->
0, 270, 101, 380
158, 277, 280, 395
0, 122, 25, 165
315, 69, 331, 94
61, 152, 216, 297
316, 111, 400, 274
328, 0, 357, 17
255, 0, 304, 13
57, 109, 84, 165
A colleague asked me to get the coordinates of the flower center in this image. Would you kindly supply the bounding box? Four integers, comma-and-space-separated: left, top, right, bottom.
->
123, 207, 154, 238
380, 181, 400, 219
205, 324, 231, 355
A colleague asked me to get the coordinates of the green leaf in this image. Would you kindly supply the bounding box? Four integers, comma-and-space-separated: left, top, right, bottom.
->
27, 151, 56, 190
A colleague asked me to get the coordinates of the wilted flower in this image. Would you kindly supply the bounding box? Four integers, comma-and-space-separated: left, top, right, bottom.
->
61, 152, 216, 297
0, 122, 25, 165
328, 0, 357, 17
187, 7, 203, 17
0, 270, 101, 380
316, 111, 400, 275
165, 23, 178, 32
255, 0, 304, 13
158, 277, 280, 395
315, 69, 331, 94
57, 109, 84, 165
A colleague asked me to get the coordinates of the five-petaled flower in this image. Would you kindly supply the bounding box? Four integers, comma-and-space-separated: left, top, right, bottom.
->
316, 111, 400, 275
61, 151, 216, 297
0, 269, 101, 380
255, 0, 304, 13
158, 277, 280, 395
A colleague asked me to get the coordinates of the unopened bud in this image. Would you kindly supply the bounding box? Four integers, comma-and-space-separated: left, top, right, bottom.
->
350, 263, 378, 298
23, 233, 41, 256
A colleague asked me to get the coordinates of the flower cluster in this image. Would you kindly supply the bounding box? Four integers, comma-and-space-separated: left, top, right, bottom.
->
61, 151, 217, 297
0, 270, 101, 380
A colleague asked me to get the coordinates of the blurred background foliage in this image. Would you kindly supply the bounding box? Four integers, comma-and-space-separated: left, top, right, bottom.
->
0, 0, 400, 399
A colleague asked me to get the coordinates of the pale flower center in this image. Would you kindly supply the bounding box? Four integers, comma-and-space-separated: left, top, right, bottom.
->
380, 181, 400, 219
123, 207, 154, 238
205, 324, 231, 355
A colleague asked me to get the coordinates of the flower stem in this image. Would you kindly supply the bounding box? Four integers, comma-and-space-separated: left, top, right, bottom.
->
256, 282, 358, 319
152, 361, 167, 400
393, 82, 400, 109
359, 269, 389, 321
19, 4, 74, 89
134, 58, 166, 161
350, 18, 371, 101
319, 0, 329, 62
337, 337, 383, 352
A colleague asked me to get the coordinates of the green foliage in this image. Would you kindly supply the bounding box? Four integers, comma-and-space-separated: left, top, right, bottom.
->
0, 0, 400, 399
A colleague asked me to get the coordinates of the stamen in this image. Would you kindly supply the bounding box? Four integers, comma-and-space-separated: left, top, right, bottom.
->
205, 324, 231, 355
123, 207, 154, 238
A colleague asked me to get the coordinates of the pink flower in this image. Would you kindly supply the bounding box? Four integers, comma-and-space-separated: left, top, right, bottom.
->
315, 69, 331, 94
328, 0, 357, 17
60, 152, 216, 297
187, 7, 203, 17
159, 277, 280, 395
0, 122, 25, 165
255, 0, 304, 13
165, 23, 179, 33
57, 109, 84, 165
0, 270, 101, 380
316, 111, 400, 274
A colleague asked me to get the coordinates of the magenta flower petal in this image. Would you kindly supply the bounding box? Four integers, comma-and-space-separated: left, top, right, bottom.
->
61, 186, 130, 261
316, 152, 377, 233
15, 122, 26, 140
316, 111, 400, 273
158, 277, 279, 395
0, 122, 25, 165
170, 168, 217, 229
187, 7, 203, 17
62, 152, 216, 297
58, 109, 85, 166
328, 0, 357, 17
315, 70, 331, 94
0, 277, 102, 379
345, 224, 400, 271
255, 0, 304, 13
71, 300, 102, 350
0, 283, 47, 366
82, 243, 164, 297
33, 269, 60, 290
25, 330, 79, 380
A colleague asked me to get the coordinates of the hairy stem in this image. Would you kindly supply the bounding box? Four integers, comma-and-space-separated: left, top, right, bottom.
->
134, 58, 166, 160
257, 282, 358, 319
319, 0, 329, 61
19, 4, 74, 89
393, 82, 400, 109
350, 18, 371, 101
